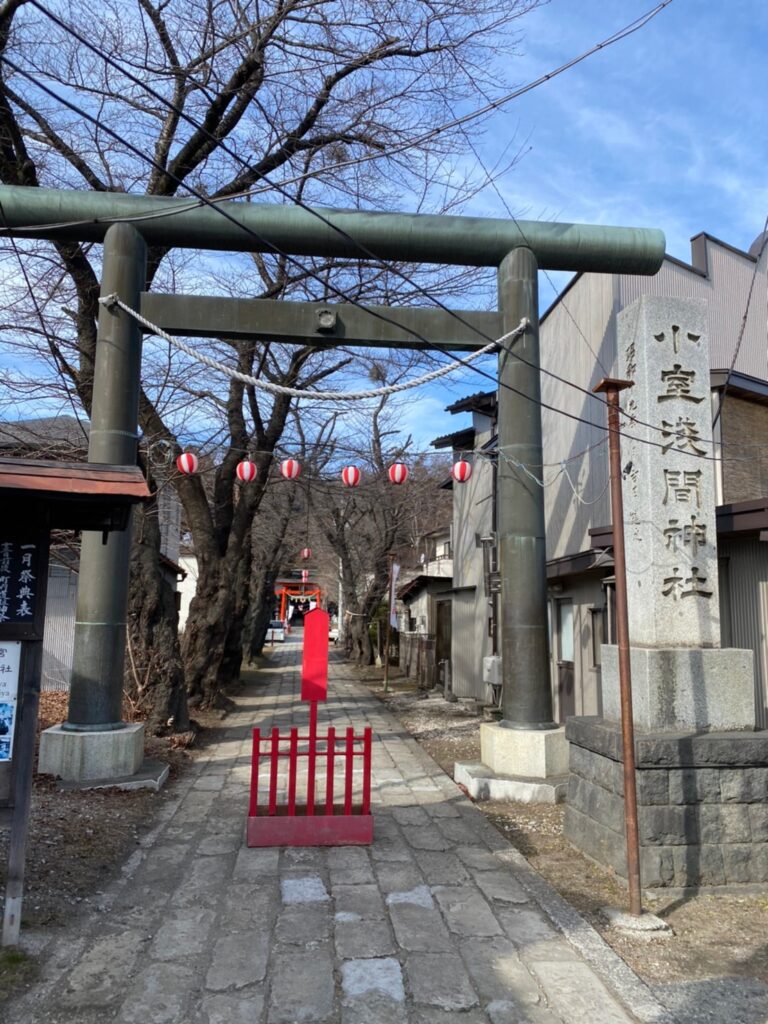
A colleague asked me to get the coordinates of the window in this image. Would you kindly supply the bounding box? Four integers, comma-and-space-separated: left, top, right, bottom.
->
557, 600, 574, 663
590, 606, 606, 667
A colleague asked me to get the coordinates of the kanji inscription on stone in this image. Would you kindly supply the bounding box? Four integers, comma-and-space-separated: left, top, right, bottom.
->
619, 296, 719, 647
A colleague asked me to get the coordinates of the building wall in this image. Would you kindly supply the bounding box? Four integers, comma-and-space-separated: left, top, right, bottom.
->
450, 429, 493, 700
619, 238, 768, 379
157, 485, 182, 563
404, 588, 434, 634
450, 589, 486, 700
177, 554, 199, 632
720, 395, 768, 502
41, 564, 78, 692
549, 575, 607, 720
540, 273, 615, 561
542, 237, 768, 561
718, 537, 768, 729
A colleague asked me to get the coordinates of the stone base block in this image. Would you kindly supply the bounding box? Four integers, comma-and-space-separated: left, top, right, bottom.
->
39, 723, 144, 782
480, 722, 569, 779
601, 645, 755, 731
454, 762, 567, 804
564, 716, 768, 888
57, 758, 168, 793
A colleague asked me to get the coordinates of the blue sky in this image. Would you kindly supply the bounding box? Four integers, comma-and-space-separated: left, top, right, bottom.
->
413, 0, 768, 448
6, 1, 765, 459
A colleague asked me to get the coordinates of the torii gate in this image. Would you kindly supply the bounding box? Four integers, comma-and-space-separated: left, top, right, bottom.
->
0, 186, 664, 779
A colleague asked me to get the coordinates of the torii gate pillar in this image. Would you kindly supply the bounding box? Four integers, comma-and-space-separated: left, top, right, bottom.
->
40, 223, 150, 784
474, 247, 569, 798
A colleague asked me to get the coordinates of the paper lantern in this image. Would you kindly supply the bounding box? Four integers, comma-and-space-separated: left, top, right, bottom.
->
388, 462, 408, 485
236, 459, 257, 483
176, 452, 199, 475
301, 547, 312, 560
451, 460, 472, 483
341, 465, 361, 487
280, 458, 301, 480
301, 569, 309, 582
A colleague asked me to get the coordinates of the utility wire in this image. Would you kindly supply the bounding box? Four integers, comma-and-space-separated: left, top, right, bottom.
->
11, 1, 675, 239
0, 54, 750, 466
14, 2, 675, 436
35, 0, 747, 459
0, 54, 627, 447
2, 3, 744, 465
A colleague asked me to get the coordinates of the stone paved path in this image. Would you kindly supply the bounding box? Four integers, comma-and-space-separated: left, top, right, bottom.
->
5, 634, 677, 1024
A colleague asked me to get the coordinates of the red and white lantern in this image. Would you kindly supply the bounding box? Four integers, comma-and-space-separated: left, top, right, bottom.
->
236, 459, 257, 483
451, 460, 473, 483
341, 465, 361, 487
280, 458, 301, 480
301, 569, 309, 583
388, 462, 408, 485
176, 452, 199, 476
301, 547, 312, 560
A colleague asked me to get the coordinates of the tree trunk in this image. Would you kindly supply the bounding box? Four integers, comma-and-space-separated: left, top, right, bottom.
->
347, 613, 374, 665
220, 533, 253, 684
125, 497, 190, 734
244, 565, 280, 662
182, 551, 239, 708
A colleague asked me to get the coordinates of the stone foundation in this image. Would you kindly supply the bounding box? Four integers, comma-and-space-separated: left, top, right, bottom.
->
39, 722, 144, 782
601, 645, 755, 732
564, 717, 768, 888
480, 722, 569, 778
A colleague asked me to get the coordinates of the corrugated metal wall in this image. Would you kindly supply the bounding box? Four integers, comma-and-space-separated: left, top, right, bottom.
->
719, 537, 768, 729
451, 590, 479, 699
618, 239, 768, 380
41, 564, 78, 692
541, 273, 615, 560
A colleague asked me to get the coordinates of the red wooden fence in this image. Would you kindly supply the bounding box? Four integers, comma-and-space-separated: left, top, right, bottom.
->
246, 702, 373, 847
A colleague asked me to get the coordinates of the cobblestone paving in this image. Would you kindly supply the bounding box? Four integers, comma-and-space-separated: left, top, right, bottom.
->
5, 637, 668, 1024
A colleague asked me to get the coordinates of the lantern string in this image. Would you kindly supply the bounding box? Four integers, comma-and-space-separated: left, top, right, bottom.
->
98, 294, 527, 402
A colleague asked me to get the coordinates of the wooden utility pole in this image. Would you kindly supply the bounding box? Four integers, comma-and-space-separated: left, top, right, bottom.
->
594, 377, 643, 916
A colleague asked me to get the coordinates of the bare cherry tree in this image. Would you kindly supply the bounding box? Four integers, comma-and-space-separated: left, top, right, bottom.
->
0, 0, 542, 710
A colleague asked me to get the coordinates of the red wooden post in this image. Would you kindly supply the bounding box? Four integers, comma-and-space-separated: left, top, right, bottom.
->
301, 609, 330, 702
249, 728, 261, 817
362, 727, 372, 815
326, 726, 336, 815
344, 727, 354, 815
268, 726, 280, 815
307, 701, 318, 816
288, 728, 298, 815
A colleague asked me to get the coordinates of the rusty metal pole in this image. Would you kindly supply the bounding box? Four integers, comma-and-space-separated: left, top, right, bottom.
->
594, 377, 643, 917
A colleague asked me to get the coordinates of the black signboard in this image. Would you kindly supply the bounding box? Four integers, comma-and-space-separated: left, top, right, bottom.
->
0, 540, 41, 627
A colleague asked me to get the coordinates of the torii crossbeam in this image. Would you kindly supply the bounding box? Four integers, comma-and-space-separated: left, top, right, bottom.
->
0, 185, 664, 771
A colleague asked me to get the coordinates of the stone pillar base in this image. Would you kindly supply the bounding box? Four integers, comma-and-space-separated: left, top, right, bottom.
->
39, 723, 144, 782
454, 723, 570, 805
480, 722, 569, 778
601, 645, 755, 731
565, 717, 768, 888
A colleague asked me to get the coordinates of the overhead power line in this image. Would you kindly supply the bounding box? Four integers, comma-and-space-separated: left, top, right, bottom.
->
2, 2, 688, 449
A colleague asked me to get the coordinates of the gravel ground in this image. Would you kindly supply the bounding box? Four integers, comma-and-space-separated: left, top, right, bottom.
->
370, 673, 768, 1020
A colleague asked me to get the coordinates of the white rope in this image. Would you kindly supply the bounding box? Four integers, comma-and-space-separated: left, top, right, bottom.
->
99, 294, 528, 402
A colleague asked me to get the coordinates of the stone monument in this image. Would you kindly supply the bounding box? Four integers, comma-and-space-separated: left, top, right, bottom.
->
565, 295, 768, 888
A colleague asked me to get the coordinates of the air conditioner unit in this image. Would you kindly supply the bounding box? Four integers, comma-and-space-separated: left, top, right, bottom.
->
482, 655, 501, 685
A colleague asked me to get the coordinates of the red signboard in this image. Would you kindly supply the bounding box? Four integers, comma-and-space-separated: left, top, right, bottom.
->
300, 608, 329, 702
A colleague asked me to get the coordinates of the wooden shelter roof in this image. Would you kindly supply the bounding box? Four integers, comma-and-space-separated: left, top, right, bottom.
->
0, 456, 150, 531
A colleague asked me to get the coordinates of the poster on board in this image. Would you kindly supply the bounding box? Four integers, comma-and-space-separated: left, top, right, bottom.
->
0, 641, 21, 761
